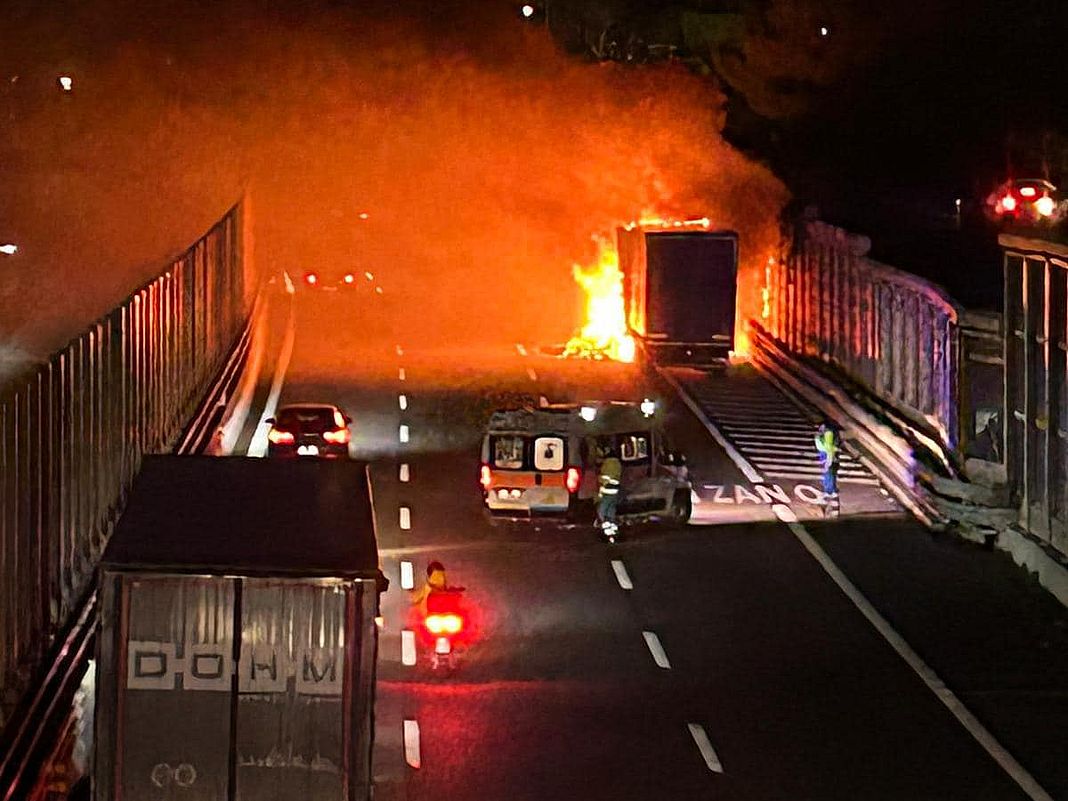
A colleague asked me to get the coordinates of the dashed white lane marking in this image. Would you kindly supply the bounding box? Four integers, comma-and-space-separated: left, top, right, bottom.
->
403, 720, 421, 768
399, 507, 411, 530
399, 394, 408, 411
396, 344, 404, 356
526, 367, 538, 381
398, 367, 406, 381
610, 560, 633, 590
769, 505, 1054, 801
399, 463, 410, 482
687, 723, 724, 773
399, 424, 410, 443
401, 629, 417, 666
400, 560, 415, 590
516, 343, 528, 356
642, 631, 671, 669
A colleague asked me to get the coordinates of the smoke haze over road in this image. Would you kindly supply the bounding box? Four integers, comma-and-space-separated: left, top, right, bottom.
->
1, 0, 785, 377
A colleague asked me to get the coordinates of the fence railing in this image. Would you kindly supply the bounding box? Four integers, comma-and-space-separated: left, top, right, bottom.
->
764, 220, 962, 461
0, 202, 247, 715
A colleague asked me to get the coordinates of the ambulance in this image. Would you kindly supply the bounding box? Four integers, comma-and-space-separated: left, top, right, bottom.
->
479, 399, 692, 523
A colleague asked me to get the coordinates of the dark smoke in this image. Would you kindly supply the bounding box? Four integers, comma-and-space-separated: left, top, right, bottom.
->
0, 0, 786, 374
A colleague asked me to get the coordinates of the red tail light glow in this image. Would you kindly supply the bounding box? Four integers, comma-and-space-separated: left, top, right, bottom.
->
268, 429, 295, 445
479, 464, 492, 490
1001, 195, 1017, 212
566, 466, 581, 493
323, 428, 351, 445
425, 613, 464, 635
305, 272, 318, 285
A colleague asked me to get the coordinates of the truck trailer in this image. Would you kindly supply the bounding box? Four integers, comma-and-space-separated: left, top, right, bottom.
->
617, 226, 739, 365
93, 455, 385, 801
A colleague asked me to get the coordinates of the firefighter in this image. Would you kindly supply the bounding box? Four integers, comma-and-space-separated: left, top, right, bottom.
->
814, 421, 841, 516
596, 444, 624, 539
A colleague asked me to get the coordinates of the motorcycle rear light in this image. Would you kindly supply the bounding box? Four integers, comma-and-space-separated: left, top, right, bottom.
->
268, 429, 295, 445
305, 272, 318, 285
323, 428, 351, 444
435, 636, 452, 655
425, 613, 463, 635
479, 464, 492, 490
566, 466, 581, 493
343, 273, 355, 284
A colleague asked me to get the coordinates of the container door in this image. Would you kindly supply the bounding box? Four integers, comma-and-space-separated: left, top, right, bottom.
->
120, 576, 236, 800
235, 580, 348, 801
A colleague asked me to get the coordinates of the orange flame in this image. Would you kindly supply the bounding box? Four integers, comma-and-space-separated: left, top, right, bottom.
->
564, 238, 636, 363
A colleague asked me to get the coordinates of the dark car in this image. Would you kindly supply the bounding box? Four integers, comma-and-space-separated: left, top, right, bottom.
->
267, 403, 353, 458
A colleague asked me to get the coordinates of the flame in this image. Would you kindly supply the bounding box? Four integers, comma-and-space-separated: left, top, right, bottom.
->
564, 238, 636, 363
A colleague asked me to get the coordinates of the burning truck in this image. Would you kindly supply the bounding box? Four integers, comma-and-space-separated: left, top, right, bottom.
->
565, 220, 739, 367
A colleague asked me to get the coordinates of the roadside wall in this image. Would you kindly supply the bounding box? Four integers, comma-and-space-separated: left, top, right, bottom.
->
0, 202, 248, 721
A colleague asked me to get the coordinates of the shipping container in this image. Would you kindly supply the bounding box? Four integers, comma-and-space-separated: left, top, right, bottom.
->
94, 456, 384, 801
618, 227, 738, 365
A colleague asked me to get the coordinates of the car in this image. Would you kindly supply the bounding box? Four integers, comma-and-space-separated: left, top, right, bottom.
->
266, 403, 353, 458
988, 178, 1064, 224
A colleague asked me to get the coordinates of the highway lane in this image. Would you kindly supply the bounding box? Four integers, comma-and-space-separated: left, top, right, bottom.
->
231, 291, 1055, 801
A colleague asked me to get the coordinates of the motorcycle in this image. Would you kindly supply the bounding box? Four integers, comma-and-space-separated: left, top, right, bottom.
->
422, 588, 467, 670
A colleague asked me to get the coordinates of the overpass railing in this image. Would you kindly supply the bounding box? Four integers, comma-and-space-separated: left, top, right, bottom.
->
0, 202, 248, 717
763, 220, 963, 463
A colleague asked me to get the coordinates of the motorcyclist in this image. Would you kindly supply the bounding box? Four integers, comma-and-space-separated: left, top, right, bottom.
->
596, 444, 624, 538
409, 560, 450, 616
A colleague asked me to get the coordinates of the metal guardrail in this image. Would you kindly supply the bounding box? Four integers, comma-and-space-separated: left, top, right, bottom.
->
0, 202, 247, 726
765, 220, 963, 461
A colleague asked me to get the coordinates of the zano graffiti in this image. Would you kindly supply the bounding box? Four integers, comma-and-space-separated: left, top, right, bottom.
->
126, 639, 343, 695
702, 483, 825, 505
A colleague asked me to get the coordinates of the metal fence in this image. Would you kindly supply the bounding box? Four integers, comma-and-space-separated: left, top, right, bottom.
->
1002, 234, 1068, 555
764, 220, 962, 459
0, 203, 247, 710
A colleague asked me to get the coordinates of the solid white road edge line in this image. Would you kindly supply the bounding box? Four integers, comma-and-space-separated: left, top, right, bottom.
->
657, 367, 763, 483
399, 507, 411, 530
400, 560, 415, 590
399, 463, 410, 482
399, 424, 410, 443
248, 294, 297, 457
687, 723, 724, 773
401, 630, 417, 666
399, 394, 408, 411
642, 631, 671, 669
769, 504, 1055, 801
611, 560, 633, 590
403, 720, 421, 768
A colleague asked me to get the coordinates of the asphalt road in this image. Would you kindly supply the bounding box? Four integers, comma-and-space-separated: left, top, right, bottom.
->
230, 288, 1068, 801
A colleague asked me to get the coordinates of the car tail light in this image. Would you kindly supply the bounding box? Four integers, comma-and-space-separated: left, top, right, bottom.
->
479, 464, 492, 490
268, 429, 295, 445
305, 272, 318, 285
323, 428, 351, 444
1001, 194, 1017, 212
1035, 196, 1055, 217
566, 466, 581, 493
425, 613, 464, 635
